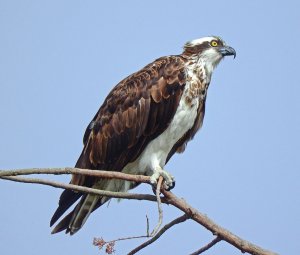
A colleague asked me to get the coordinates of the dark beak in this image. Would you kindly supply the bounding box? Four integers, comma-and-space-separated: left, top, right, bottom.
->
219, 46, 236, 59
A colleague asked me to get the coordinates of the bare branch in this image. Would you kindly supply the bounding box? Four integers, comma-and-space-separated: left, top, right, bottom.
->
1, 176, 165, 203
94, 214, 152, 253
95, 234, 150, 245
127, 214, 189, 255
161, 190, 278, 255
0, 168, 279, 255
189, 237, 221, 255
150, 176, 164, 236
0, 167, 150, 184
146, 215, 150, 237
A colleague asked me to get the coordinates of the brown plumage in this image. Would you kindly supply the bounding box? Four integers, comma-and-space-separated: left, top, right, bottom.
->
50, 36, 236, 234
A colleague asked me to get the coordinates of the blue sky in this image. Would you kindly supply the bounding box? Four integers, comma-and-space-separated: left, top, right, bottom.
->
0, 1, 299, 254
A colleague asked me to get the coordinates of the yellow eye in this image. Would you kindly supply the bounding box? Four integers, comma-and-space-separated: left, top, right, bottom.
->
211, 40, 218, 47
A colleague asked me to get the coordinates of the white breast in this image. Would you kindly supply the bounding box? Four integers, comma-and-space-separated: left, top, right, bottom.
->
107, 64, 206, 194
123, 77, 201, 176
141, 96, 199, 170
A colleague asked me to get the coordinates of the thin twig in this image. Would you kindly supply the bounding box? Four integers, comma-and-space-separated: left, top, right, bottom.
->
150, 176, 164, 236
127, 214, 189, 255
1, 176, 166, 203
0, 167, 150, 184
106, 235, 150, 243
146, 215, 150, 237
94, 214, 152, 253
189, 237, 221, 255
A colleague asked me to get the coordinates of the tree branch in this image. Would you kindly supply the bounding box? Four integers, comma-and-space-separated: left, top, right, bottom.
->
0, 168, 278, 255
150, 176, 164, 236
127, 214, 189, 255
189, 237, 221, 255
1, 176, 163, 203
161, 190, 278, 255
0, 167, 150, 183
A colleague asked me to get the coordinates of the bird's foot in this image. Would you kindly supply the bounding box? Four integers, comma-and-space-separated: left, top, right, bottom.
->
150, 167, 175, 191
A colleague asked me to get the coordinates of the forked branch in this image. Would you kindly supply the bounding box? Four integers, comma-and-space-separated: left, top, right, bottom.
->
0, 167, 278, 255
128, 214, 189, 255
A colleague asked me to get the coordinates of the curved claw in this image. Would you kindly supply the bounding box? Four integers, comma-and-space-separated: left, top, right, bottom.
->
150, 167, 175, 191
165, 180, 175, 191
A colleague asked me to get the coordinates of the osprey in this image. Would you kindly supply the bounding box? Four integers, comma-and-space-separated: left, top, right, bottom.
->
50, 36, 236, 234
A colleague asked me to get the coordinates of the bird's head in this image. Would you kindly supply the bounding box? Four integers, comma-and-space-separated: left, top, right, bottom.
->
182, 36, 236, 71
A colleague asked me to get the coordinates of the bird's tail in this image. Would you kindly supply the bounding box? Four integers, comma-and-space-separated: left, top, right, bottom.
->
50, 150, 135, 234
50, 150, 109, 235
67, 194, 100, 234
51, 178, 137, 234
51, 181, 110, 235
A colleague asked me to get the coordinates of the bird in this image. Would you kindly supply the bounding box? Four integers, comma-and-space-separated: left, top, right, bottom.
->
50, 36, 236, 235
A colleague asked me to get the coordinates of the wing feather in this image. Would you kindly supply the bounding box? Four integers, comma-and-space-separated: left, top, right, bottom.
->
139, 97, 151, 133
51, 55, 188, 232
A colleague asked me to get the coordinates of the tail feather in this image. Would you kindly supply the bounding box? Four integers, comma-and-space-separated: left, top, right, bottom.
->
51, 182, 109, 235
51, 210, 74, 234
50, 150, 97, 229
50, 189, 81, 227
51, 176, 131, 234
67, 194, 101, 235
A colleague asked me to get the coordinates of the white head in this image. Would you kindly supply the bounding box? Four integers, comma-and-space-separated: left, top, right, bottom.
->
182, 36, 236, 72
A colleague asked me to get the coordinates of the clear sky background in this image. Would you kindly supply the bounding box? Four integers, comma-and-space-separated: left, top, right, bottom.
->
0, 1, 299, 254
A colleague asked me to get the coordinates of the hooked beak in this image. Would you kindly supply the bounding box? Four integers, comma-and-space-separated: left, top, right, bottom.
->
219, 46, 236, 59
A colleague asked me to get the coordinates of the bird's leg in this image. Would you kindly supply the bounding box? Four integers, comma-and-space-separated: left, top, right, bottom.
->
150, 166, 175, 191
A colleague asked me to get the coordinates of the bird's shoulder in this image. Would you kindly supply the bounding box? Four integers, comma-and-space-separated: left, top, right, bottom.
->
83, 55, 187, 145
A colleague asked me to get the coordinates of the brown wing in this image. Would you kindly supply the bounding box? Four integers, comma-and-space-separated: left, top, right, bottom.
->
50, 55, 187, 228
78, 55, 186, 172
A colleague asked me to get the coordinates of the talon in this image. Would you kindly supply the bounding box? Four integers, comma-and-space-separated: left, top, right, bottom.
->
150, 167, 175, 191
165, 180, 176, 191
